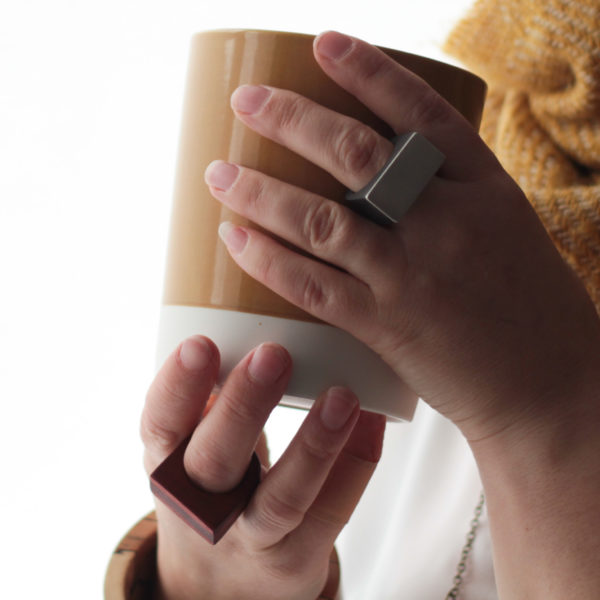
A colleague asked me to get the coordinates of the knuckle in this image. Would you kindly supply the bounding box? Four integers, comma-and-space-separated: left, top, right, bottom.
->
336, 124, 382, 176
303, 201, 341, 250
307, 506, 347, 529
299, 272, 328, 313
151, 376, 190, 408
253, 242, 332, 316
219, 388, 264, 425
299, 434, 337, 464
244, 173, 268, 217
139, 410, 179, 452
257, 490, 305, 531
359, 52, 395, 87
273, 93, 307, 135
406, 88, 452, 127
254, 249, 278, 288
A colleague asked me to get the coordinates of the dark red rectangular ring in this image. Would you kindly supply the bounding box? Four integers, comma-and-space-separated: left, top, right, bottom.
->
150, 437, 261, 544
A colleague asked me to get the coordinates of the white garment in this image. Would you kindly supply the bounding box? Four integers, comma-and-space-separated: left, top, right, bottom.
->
337, 401, 497, 599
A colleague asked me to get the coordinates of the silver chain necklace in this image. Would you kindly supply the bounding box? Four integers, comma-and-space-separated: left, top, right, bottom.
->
445, 491, 486, 600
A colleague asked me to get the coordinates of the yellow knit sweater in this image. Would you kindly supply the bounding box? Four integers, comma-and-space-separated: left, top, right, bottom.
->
445, 0, 600, 311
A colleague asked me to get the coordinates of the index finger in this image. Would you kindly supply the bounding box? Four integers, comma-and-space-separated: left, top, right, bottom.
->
313, 31, 496, 180
140, 335, 219, 474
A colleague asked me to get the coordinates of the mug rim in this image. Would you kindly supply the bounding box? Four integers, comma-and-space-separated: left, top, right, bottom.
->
191, 28, 487, 91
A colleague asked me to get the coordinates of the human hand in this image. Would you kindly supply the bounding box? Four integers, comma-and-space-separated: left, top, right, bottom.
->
205, 31, 600, 444
141, 335, 385, 600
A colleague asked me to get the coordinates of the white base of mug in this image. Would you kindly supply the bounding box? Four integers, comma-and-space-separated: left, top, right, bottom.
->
157, 305, 418, 422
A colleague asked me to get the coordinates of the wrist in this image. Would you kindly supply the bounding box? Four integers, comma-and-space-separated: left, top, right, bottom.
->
469, 378, 600, 598
470, 358, 600, 473
105, 512, 341, 600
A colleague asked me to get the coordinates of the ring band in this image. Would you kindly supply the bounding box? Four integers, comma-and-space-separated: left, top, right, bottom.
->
150, 438, 261, 544
345, 132, 445, 225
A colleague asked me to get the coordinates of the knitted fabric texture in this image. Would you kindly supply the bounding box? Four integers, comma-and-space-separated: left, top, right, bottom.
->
445, 0, 600, 311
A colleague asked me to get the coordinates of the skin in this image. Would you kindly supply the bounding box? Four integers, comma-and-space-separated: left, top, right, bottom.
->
141, 31, 600, 599
141, 337, 386, 599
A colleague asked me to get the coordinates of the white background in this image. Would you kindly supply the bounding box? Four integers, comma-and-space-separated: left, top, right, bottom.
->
0, 0, 473, 597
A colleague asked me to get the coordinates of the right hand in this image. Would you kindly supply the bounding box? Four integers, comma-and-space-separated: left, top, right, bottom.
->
207, 31, 600, 446
140, 335, 385, 600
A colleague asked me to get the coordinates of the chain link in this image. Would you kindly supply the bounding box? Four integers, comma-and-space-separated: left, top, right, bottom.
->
445, 491, 485, 600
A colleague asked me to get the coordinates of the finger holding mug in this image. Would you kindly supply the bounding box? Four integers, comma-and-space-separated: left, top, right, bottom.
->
159, 28, 488, 423
210, 31, 600, 448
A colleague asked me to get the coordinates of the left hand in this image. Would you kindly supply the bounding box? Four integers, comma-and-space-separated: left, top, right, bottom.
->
141, 336, 385, 600
205, 31, 600, 445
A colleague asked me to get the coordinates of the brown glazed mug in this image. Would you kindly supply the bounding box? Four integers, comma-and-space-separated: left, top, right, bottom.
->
157, 30, 486, 421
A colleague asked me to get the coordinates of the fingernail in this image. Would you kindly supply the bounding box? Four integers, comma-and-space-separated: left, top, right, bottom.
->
315, 31, 353, 61
320, 387, 358, 431
218, 221, 248, 254
231, 84, 272, 115
179, 337, 212, 372
248, 343, 289, 385
205, 160, 239, 192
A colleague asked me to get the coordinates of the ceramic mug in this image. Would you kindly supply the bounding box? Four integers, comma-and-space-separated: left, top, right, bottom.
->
157, 30, 486, 421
